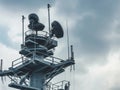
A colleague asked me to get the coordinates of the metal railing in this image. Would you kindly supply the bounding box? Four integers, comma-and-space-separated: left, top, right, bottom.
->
11, 51, 66, 68
25, 30, 49, 37
46, 80, 70, 90
36, 51, 65, 64
12, 57, 29, 68
11, 51, 33, 68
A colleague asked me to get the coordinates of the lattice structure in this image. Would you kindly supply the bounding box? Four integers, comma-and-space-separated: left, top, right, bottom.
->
0, 9, 75, 90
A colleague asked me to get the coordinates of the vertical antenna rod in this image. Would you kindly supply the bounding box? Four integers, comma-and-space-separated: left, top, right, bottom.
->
0, 59, 3, 71
71, 45, 74, 60
71, 45, 75, 71
66, 20, 70, 59
48, 4, 51, 36
22, 15, 25, 45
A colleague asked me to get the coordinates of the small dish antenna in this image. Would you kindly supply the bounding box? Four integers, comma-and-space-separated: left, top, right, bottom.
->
50, 21, 64, 38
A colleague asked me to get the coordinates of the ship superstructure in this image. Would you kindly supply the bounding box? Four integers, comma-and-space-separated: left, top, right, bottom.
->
0, 4, 75, 90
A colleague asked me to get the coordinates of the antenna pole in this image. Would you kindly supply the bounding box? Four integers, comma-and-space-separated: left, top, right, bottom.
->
71, 45, 74, 60
0, 59, 3, 71
70, 45, 75, 71
22, 15, 25, 45
66, 20, 70, 59
48, 4, 51, 36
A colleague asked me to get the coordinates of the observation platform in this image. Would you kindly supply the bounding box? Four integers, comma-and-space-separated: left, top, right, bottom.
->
25, 30, 57, 50
9, 80, 70, 90
0, 55, 74, 77
19, 30, 57, 58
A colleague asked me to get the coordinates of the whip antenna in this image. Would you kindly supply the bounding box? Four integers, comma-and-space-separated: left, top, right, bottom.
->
71, 45, 75, 71
22, 15, 25, 45
0, 59, 3, 71
47, 4, 51, 36
66, 20, 70, 59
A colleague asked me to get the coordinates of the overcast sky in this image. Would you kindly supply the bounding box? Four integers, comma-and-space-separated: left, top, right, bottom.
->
1, 0, 120, 90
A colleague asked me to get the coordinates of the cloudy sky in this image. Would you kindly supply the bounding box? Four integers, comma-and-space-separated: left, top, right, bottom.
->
1, 0, 120, 90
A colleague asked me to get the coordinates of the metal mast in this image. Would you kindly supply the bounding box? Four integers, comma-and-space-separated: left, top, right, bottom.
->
0, 5, 75, 90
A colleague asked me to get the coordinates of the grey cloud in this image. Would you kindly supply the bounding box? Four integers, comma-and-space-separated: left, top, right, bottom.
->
0, 0, 51, 12
0, 25, 19, 49
0, 26, 11, 46
110, 87, 120, 90
56, 0, 119, 16
74, 0, 119, 58
55, 0, 120, 66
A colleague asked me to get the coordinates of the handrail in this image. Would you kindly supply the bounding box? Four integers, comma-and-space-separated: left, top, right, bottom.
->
52, 80, 68, 85
12, 52, 33, 68
45, 80, 70, 90
25, 30, 49, 37
36, 51, 66, 64
36, 51, 65, 61
11, 50, 66, 68
12, 57, 30, 68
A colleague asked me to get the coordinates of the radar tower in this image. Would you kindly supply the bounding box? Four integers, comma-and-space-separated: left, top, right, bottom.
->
0, 4, 75, 90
